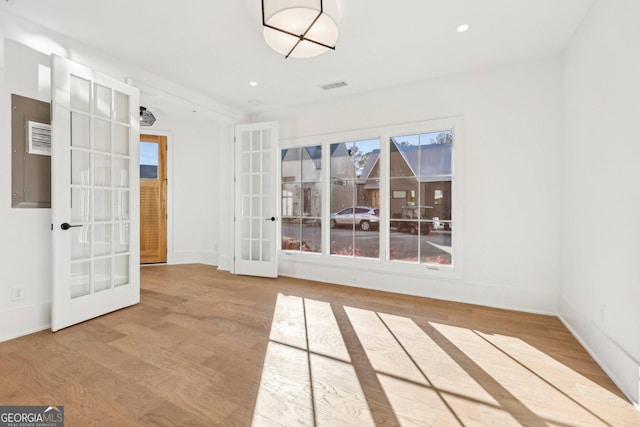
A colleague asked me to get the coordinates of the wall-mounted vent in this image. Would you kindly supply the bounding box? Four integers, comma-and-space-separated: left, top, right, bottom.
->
321, 81, 348, 91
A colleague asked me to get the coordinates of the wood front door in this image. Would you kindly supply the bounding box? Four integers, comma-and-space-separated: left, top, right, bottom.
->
140, 134, 167, 263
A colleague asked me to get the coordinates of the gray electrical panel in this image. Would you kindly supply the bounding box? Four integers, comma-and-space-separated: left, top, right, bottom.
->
11, 94, 51, 208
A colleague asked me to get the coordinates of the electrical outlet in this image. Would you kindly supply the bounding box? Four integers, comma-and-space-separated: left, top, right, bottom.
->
12, 286, 24, 301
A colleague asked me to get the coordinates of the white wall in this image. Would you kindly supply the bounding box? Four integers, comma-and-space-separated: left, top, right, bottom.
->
0, 13, 240, 342
0, 39, 53, 340
252, 57, 564, 315
137, 120, 227, 267
561, 0, 640, 408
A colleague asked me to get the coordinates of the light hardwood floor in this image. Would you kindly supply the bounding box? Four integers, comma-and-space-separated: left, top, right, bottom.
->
1, 264, 638, 426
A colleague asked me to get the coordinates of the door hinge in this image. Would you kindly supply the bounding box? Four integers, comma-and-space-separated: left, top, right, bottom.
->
50, 224, 53, 231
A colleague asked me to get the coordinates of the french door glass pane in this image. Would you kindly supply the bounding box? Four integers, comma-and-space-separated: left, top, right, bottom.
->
94, 224, 111, 257
94, 83, 112, 118
251, 130, 262, 150
94, 190, 112, 221
94, 154, 111, 186
113, 158, 129, 188
70, 226, 90, 261
71, 150, 90, 185
94, 258, 112, 293
71, 113, 90, 148
114, 224, 130, 254
262, 241, 272, 262
70, 261, 91, 298
114, 255, 129, 287
262, 150, 272, 173
94, 118, 111, 152
70, 188, 91, 223
114, 91, 129, 123
114, 190, 130, 220
113, 124, 130, 155
70, 75, 90, 112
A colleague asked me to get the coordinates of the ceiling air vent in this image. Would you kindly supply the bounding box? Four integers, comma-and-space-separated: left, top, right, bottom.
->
321, 81, 348, 91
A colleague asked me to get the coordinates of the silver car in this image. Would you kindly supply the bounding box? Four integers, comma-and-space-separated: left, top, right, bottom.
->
330, 206, 379, 231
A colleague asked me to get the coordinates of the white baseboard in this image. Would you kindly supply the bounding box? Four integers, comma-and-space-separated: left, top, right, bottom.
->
559, 297, 640, 410
0, 301, 51, 343
279, 258, 558, 316
169, 250, 219, 266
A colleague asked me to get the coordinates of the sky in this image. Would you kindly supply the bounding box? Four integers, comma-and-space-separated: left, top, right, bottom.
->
139, 142, 158, 166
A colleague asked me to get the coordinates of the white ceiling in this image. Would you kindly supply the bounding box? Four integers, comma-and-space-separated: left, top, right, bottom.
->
2, 0, 595, 116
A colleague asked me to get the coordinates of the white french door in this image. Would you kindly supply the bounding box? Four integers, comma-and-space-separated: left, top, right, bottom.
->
51, 55, 140, 331
234, 122, 279, 278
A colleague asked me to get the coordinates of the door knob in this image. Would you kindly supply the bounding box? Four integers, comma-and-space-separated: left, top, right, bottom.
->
265, 217, 276, 222
60, 223, 83, 230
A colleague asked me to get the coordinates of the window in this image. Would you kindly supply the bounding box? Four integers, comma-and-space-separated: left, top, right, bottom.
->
330, 139, 381, 258
139, 141, 159, 179
389, 131, 452, 265
279, 118, 458, 271
281, 146, 322, 253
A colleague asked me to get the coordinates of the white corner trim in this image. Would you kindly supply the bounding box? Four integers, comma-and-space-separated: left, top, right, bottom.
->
559, 297, 640, 410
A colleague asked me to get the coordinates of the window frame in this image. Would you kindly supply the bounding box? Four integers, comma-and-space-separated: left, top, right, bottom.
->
278, 117, 463, 279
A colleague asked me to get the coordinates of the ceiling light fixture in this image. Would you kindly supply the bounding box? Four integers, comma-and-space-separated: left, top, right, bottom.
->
456, 24, 470, 33
249, 81, 258, 86
262, 0, 339, 59
139, 106, 156, 127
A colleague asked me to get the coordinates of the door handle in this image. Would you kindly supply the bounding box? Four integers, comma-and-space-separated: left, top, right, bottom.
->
265, 217, 276, 222
60, 223, 83, 230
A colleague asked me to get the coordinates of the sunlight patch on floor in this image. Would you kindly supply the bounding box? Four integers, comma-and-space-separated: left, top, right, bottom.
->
252, 294, 374, 427
253, 293, 631, 427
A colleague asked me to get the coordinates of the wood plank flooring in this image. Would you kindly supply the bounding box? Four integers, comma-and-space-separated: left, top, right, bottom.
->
1, 264, 639, 426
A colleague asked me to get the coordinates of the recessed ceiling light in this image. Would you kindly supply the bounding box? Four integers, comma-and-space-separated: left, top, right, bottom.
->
249, 81, 258, 87
456, 24, 470, 33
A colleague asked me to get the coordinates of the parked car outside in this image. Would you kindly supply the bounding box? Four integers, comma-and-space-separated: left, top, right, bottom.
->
330, 206, 379, 231
391, 205, 432, 235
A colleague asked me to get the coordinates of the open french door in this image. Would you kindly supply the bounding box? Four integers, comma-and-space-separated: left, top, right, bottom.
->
51, 55, 140, 331
234, 122, 278, 278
